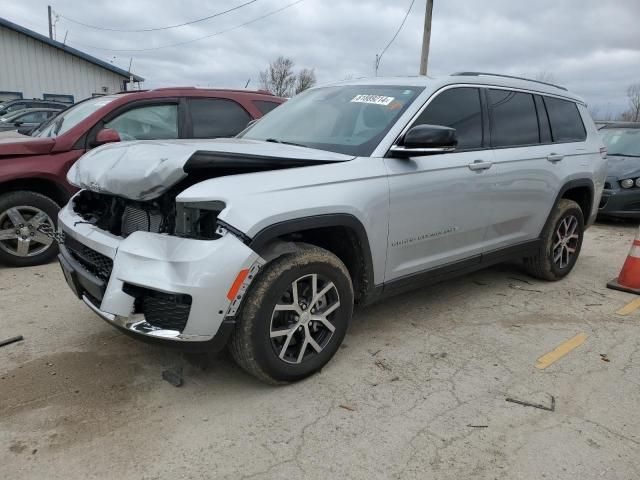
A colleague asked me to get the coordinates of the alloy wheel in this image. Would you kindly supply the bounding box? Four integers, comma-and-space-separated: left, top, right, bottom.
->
552, 214, 580, 269
0, 206, 54, 257
269, 273, 341, 365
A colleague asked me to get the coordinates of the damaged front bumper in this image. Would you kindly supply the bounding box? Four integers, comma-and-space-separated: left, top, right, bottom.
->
57, 202, 261, 349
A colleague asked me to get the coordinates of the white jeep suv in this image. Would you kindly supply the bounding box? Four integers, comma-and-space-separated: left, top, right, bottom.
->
56, 73, 606, 383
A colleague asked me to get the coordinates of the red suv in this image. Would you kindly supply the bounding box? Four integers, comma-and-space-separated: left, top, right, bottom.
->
0, 88, 284, 267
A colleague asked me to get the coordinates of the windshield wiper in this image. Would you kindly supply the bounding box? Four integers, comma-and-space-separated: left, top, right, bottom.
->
265, 138, 308, 148
608, 153, 640, 157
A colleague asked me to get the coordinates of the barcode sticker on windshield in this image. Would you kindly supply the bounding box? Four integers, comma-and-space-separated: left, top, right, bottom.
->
351, 95, 395, 106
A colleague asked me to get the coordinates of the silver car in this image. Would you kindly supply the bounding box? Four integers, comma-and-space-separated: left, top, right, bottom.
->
56, 73, 606, 383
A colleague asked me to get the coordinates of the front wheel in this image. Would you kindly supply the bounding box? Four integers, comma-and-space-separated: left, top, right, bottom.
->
523, 199, 585, 281
0, 191, 60, 267
229, 244, 354, 384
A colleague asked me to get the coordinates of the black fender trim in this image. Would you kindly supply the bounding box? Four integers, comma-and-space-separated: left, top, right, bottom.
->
249, 213, 376, 298
547, 178, 596, 230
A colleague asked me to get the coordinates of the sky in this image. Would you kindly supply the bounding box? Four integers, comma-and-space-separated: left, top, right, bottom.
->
3, 0, 639, 117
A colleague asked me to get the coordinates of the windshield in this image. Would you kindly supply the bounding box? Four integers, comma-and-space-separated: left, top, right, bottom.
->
33, 96, 118, 137
240, 85, 424, 156
601, 128, 640, 157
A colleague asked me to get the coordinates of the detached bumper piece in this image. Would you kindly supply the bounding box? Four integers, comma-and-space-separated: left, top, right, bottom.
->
123, 284, 192, 332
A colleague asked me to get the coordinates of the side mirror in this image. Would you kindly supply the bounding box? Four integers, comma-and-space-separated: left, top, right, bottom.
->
94, 128, 121, 146
17, 127, 34, 135
13, 121, 23, 127
390, 124, 457, 157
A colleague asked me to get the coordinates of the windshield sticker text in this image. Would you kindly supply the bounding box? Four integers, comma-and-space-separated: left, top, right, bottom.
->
351, 95, 395, 106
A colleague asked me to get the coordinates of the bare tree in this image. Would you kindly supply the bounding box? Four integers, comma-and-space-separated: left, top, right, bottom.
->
295, 68, 316, 94
622, 84, 640, 122
259, 56, 296, 97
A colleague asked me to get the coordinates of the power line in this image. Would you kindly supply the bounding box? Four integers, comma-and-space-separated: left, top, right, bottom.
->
66, 0, 306, 53
58, 0, 259, 32
375, 0, 416, 75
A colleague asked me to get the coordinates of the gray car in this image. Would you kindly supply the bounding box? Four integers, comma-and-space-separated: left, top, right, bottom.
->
56, 73, 606, 383
598, 122, 640, 219
0, 108, 60, 133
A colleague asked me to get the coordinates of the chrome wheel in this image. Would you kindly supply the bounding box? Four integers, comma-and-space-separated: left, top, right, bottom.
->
0, 206, 54, 258
269, 273, 341, 364
552, 214, 579, 269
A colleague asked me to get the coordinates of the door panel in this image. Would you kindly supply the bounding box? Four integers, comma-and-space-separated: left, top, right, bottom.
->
485, 146, 559, 249
383, 86, 495, 281
384, 151, 495, 281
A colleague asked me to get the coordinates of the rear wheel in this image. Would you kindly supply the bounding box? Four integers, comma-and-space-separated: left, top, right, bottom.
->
229, 244, 354, 384
0, 191, 59, 267
523, 199, 584, 280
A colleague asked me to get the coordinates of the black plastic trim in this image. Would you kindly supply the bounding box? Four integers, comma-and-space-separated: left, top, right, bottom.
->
381, 239, 541, 298
183, 150, 347, 175
249, 213, 375, 297
58, 245, 106, 301
550, 178, 596, 227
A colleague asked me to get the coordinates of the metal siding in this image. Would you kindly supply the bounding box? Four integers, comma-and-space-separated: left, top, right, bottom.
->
0, 25, 130, 102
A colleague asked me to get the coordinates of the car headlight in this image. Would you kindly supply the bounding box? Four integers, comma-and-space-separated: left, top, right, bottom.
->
636, 178, 640, 188
175, 201, 226, 239
621, 179, 635, 189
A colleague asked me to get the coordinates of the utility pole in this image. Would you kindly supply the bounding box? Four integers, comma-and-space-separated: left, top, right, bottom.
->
419, 0, 433, 75
47, 5, 53, 39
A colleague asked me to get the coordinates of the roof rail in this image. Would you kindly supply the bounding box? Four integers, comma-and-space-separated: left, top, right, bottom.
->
149, 86, 275, 95
451, 72, 568, 91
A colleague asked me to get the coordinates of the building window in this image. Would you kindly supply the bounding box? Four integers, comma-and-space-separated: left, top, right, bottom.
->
0, 91, 23, 102
43, 93, 74, 104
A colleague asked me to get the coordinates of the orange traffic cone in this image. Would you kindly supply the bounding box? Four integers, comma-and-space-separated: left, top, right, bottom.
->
607, 226, 640, 295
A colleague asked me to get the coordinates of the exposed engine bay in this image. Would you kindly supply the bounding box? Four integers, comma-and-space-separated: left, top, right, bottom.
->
71, 189, 223, 240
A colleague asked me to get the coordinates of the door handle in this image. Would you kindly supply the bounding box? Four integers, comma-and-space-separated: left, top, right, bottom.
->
468, 160, 493, 171
547, 153, 564, 162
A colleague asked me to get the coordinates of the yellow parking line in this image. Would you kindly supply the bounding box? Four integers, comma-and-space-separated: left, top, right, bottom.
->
616, 298, 640, 316
536, 333, 588, 369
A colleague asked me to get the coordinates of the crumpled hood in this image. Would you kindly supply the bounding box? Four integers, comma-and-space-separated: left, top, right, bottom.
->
606, 155, 640, 179
67, 138, 354, 201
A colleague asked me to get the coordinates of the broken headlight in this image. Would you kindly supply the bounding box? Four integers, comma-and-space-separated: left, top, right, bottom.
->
174, 201, 226, 239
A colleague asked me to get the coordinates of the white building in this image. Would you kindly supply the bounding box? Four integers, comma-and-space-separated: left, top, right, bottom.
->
0, 17, 144, 104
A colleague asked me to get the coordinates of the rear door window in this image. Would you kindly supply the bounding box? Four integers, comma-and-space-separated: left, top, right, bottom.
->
543, 97, 586, 142
189, 98, 252, 138
489, 89, 540, 147
105, 104, 178, 141
412, 87, 483, 150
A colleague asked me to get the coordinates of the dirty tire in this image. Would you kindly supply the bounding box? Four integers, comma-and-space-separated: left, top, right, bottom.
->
523, 199, 584, 281
229, 244, 354, 384
0, 191, 60, 267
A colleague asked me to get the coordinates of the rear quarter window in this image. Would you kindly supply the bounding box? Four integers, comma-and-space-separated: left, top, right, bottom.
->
543, 97, 586, 142
253, 100, 282, 115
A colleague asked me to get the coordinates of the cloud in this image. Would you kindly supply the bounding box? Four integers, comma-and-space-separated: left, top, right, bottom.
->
3, 0, 638, 115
